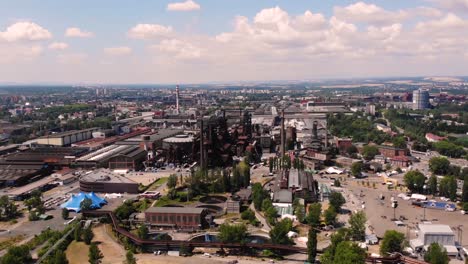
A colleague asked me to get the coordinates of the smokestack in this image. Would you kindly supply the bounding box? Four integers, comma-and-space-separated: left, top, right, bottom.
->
199, 118, 205, 169
313, 121, 318, 139
281, 109, 285, 157
324, 121, 328, 148
176, 85, 180, 114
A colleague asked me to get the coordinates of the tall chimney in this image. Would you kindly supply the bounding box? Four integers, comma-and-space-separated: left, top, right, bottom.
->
324, 121, 328, 149
281, 109, 285, 157
176, 85, 180, 114
199, 118, 205, 169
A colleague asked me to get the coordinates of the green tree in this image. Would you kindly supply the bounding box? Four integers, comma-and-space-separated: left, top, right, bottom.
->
348, 211, 366, 241
320, 228, 350, 264
218, 223, 248, 244
24, 195, 43, 212
329, 192, 346, 211
306, 203, 322, 228
114, 202, 135, 220
429, 157, 450, 175
334, 179, 341, 187
241, 209, 256, 223
380, 230, 405, 256
462, 175, 468, 203
88, 243, 103, 264
238, 160, 251, 187
403, 170, 426, 193
424, 242, 449, 264
428, 174, 438, 195
252, 183, 267, 210
125, 250, 137, 264
333, 241, 366, 264
74, 224, 82, 241
137, 225, 149, 239
167, 174, 178, 189
62, 208, 69, 220
80, 198, 93, 211
51, 249, 68, 264
346, 145, 358, 155
83, 227, 94, 245
295, 203, 305, 223
351, 162, 363, 177
362, 145, 379, 160
307, 229, 318, 263
0, 245, 32, 264
392, 136, 407, 149
269, 218, 293, 245
439, 176, 458, 201
0, 195, 18, 220
231, 165, 241, 190
324, 206, 337, 226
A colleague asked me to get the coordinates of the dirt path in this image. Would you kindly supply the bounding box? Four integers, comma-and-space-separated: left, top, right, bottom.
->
92, 224, 125, 264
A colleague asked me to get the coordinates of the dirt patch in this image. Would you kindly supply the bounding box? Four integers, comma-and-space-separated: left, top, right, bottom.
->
92, 224, 125, 264
66, 241, 89, 264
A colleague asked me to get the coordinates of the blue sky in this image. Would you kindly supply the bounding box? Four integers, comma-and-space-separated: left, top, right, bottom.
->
0, 0, 467, 83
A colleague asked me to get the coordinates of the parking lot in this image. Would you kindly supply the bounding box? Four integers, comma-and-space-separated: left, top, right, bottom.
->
340, 177, 468, 247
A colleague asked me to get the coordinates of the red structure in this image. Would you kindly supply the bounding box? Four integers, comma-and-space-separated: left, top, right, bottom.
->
378, 145, 407, 158
335, 137, 353, 153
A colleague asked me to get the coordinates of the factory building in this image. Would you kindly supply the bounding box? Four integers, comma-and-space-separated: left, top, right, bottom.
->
3, 147, 88, 167
79, 169, 139, 193
75, 145, 146, 170
36, 128, 100, 146
0, 161, 52, 187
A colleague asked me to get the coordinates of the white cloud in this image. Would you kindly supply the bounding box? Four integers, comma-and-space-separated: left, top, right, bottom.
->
104, 46, 132, 56
0, 22, 51, 42
4, 5, 468, 83
48, 42, 68, 50
334, 2, 407, 24
368, 24, 402, 42
128, 24, 173, 39
167, 0, 200, 12
65, 27, 94, 38
0, 44, 43, 63
57, 53, 88, 64
150, 39, 201, 59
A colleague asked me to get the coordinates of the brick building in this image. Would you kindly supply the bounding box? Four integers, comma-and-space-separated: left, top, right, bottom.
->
378, 145, 407, 158
145, 207, 207, 230
334, 137, 353, 153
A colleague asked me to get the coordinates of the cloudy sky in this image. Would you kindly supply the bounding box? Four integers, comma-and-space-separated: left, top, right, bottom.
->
1, 0, 468, 84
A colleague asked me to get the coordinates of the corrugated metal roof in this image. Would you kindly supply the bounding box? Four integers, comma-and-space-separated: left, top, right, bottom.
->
419, 224, 454, 235
145, 207, 205, 214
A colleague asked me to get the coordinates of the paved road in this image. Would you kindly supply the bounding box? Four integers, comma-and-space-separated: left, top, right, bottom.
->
249, 203, 271, 232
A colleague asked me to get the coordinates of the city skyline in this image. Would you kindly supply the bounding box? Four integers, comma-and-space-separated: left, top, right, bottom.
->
1, 0, 468, 83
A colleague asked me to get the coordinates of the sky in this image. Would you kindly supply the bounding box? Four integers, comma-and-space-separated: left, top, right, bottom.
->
1, 0, 468, 84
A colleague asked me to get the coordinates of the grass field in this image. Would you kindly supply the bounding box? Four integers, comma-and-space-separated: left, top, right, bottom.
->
0, 235, 25, 251
66, 241, 89, 264
145, 177, 168, 191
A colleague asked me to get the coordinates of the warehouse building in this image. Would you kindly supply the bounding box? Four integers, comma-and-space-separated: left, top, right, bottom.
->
410, 224, 459, 257
0, 162, 52, 187
75, 145, 146, 170
145, 207, 207, 230
79, 169, 139, 193
36, 128, 100, 146
3, 147, 88, 167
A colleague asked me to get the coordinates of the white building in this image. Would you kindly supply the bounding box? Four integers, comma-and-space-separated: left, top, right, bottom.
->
410, 224, 459, 257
